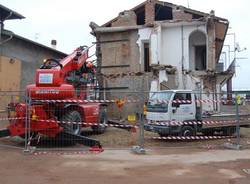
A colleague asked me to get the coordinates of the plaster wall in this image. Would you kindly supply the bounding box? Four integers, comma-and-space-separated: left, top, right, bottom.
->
0, 36, 66, 91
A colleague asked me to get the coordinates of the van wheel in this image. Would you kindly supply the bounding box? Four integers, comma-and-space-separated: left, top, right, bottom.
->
202, 129, 215, 136
181, 126, 195, 136
222, 127, 236, 136
158, 133, 167, 137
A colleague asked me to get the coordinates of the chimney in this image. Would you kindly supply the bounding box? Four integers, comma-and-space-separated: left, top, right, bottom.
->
172, 6, 192, 21
145, 0, 155, 26
210, 10, 215, 17
51, 39, 57, 49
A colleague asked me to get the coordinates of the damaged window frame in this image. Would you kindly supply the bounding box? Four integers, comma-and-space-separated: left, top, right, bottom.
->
189, 30, 207, 71
142, 41, 151, 72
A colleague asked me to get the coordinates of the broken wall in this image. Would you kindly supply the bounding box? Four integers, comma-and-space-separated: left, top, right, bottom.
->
99, 30, 140, 75
137, 23, 207, 90
98, 30, 146, 118
136, 23, 221, 112
112, 11, 137, 27
94, 0, 229, 114
172, 6, 192, 21
102, 74, 151, 119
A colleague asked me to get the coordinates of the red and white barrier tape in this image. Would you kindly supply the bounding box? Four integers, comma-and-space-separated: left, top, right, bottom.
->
151, 97, 250, 103
34, 99, 139, 103
32, 150, 102, 156
33, 151, 86, 156
150, 98, 250, 104
149, 99, 229, 104
147, 120, 237, 126
0, 116, 138, 129
32, 146, 104, 156
31, 98, 250, 104
39, 119, 138, 129
0, 117, 25, 121
152, 135, 234, 140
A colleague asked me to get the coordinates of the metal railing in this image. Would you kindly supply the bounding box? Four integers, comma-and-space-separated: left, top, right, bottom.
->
0, 90, 249, 154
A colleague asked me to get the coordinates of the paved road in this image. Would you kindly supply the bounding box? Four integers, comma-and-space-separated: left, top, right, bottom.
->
0, 148, 250, 184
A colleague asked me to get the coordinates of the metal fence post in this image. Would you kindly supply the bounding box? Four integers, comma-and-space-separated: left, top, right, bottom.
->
24, 91, 29, 152
139, 113, 145, 149
23, 90, 33, 154
132, 91, 146, 154
235, 93, 241, 149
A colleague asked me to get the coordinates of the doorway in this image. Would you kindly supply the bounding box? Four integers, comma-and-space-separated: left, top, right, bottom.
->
195, 45, 206, 70
143, 42, 150, 72
189, 31, 207, 71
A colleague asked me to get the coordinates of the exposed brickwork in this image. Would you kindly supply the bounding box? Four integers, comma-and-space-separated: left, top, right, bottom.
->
112, 11, 137, 27
172, 6, 192, 21
207, 16, 216, 71
145, 0, 156, 26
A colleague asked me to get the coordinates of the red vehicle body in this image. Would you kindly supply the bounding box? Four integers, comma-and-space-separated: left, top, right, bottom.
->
3, 46, 106, 147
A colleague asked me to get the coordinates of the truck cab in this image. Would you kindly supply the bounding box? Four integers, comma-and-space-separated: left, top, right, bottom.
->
146, 90, 197, 122
145, 90, 199, 136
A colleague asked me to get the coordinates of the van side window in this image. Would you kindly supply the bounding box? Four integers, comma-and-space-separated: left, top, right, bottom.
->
173, 93, 192, 104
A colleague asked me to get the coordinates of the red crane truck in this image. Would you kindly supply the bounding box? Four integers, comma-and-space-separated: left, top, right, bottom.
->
0, 46, 106, 148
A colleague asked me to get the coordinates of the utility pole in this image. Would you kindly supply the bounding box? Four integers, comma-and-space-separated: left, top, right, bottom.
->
187, 0, 190, 8
0, 21, 2, 44
226, 33, 236, 103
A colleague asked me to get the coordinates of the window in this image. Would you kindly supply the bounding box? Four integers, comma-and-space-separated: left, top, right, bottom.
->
155, 4, 173, 21
150, 91, 173, 102
173, 93, 192, 105
135, 6, 145, 25
189, 31, 207, 71
144, 42, 151, 72
195, 45, 206, 70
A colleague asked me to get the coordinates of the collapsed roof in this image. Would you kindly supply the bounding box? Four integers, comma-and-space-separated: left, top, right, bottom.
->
102, 0, 228, 27
93, 0, 229, 64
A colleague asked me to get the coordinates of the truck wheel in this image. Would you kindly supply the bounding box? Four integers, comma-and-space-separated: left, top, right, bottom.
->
61, 111, 82, 135
158, 133, 167, 137
92, 107, 107, 134
181, 126, 195, 136
202, 129, 215, 136
222, 127, 236, 136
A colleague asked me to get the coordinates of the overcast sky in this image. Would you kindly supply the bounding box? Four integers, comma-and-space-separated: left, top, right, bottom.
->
1, 0, 249, 90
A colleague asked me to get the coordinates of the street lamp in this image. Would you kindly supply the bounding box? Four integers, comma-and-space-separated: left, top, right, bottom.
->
227, 33, 236, 60
225, 32, 236, 102
225, 32, 247, 102
220, 51, 227, 70
223, 45, 231, 66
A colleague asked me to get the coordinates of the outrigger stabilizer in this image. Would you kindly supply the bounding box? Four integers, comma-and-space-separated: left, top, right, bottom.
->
0, 128, 103, 152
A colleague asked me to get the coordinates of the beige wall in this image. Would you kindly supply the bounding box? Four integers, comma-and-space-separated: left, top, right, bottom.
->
99, 30, 140, 74
0, 56, 21, 91
0, 56, 22, 110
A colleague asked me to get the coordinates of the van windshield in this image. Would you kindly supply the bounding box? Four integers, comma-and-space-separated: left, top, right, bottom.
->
147, 92, 173, 113
149, 91, 173, 102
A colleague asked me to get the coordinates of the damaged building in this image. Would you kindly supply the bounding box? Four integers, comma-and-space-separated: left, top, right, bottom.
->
90, 0, 234, 115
